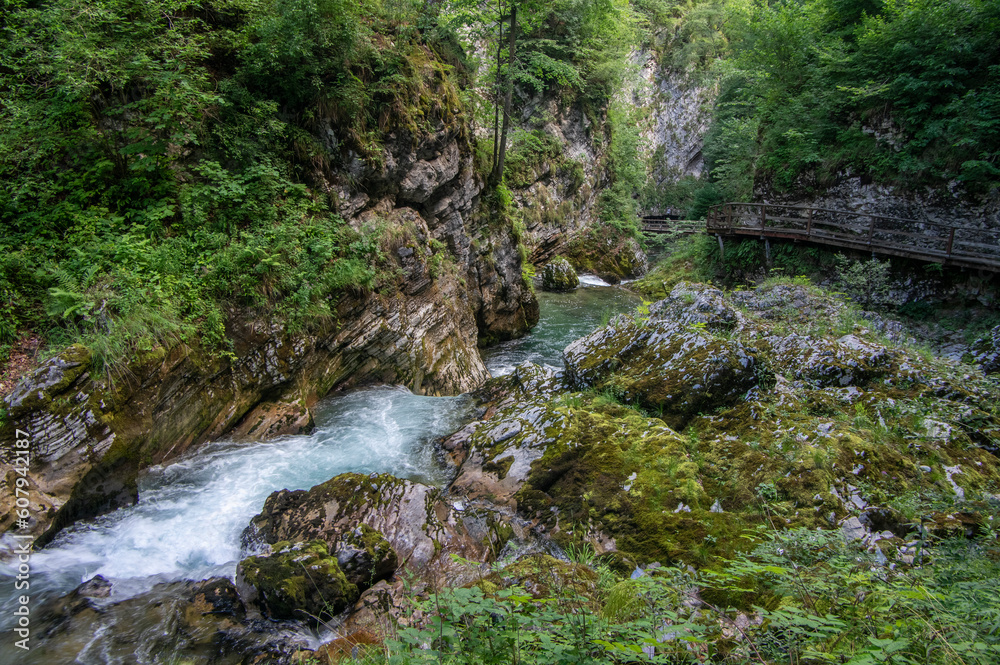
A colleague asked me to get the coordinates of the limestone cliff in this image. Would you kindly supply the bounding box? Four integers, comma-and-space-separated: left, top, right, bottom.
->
0, 122, 538, 546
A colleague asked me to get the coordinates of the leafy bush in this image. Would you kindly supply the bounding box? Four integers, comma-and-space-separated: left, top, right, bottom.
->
834, 254, 903, 310
696, 0, 1000, 196
385, 516, 1000, 664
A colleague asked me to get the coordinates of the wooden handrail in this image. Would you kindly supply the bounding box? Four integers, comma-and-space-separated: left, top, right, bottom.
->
705, 202, 1000, 272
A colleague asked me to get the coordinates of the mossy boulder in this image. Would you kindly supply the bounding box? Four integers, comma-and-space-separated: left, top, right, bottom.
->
237, 540, 358, 624
541, 257, 579, 292
480, 554, 600, 603
247, 472, 492, 584
4, 343, 92, 417
447, 382, 738, 566
563, 314, 758, 430
564, 228, 649, 284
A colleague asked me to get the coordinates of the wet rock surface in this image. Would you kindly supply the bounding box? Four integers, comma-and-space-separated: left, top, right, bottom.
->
247, 472, 495, 583
22, 577, 303, 665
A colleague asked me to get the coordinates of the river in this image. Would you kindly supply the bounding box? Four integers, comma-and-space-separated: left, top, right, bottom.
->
0, 279, 638, 661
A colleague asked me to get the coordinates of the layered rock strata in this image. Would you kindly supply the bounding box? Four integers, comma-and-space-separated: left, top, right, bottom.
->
0, 123, 538, 545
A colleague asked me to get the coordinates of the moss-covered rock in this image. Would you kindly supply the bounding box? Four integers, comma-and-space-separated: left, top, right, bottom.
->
563, 286, 758, 430
247, 472, 492, 584
3, 344, 91, 417
564, 228, 649, 284
541, 257, 579, 292
444, 279, 1000, 572
237, 540, 358, 624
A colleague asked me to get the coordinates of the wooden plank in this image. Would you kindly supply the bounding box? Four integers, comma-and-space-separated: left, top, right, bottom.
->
705, 201, 1000, 272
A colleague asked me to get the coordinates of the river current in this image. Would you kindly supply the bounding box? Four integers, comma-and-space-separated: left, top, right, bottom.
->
0, 279, 638, 659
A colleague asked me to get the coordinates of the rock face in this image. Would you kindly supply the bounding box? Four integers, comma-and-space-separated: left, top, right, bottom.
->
0, 122, 539, 544
633, 50, 717, 214
541, 257, 579, 292
758, 175, 1000, 233
967, 325, 1000, 375
236, 540, 359, 624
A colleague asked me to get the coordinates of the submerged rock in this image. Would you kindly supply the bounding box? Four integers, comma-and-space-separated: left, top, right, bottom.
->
541, 257, 579, 292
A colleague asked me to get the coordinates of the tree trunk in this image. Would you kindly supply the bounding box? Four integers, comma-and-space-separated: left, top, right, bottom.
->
491, 3, 517, 186
491, 1, 504, 171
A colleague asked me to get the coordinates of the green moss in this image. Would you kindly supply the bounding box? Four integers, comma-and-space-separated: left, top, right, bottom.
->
482, 455, 515, 480
238, 540, 358, 625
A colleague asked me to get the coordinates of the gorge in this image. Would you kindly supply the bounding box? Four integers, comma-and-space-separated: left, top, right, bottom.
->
1, 0, 999, 663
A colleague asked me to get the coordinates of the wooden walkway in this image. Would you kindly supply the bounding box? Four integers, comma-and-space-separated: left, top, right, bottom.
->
641, 217, 703, 235
704, 202, 1000, 272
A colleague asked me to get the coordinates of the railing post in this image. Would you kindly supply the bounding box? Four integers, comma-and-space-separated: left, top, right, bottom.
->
867, 215, 876, 246
726, 204, 733, 231
760, 204, 766, 232
806, 208, 813, 236
946, 227, 955, 259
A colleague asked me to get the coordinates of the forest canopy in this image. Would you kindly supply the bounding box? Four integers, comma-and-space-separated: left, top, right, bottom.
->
670, 0, 1000, 211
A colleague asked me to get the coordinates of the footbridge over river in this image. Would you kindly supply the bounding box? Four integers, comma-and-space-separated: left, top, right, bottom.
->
642, 203, 1000, 272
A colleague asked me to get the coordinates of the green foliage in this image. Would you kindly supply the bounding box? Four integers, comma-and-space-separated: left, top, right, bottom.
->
504, 129, 564, 188
387, 517, 1000, 664
446, 0, 638, 190
0, 0, 450, 373
599, 103, 644, 235
834, 254, 902, 310
693, 0, 1000, 197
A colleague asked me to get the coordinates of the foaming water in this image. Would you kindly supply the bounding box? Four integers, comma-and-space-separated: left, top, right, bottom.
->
577, 274, 612, 287
0, 386, 473, 618
483, 284, 640, 376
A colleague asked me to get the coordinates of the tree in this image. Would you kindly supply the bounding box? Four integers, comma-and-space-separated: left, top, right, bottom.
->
446, 0, 546, 186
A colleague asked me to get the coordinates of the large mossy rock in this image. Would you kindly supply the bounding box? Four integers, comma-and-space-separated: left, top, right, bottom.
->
237, 540, 358, 624
247, 472, 498, 584
541, 257, 579, 292
563, 283, 757, 430
564, 229, 649, 284
447, 379, 737, 566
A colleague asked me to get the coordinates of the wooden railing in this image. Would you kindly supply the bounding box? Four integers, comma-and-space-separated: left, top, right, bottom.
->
706, 202, 1000, 272
641, 217, 703, 235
